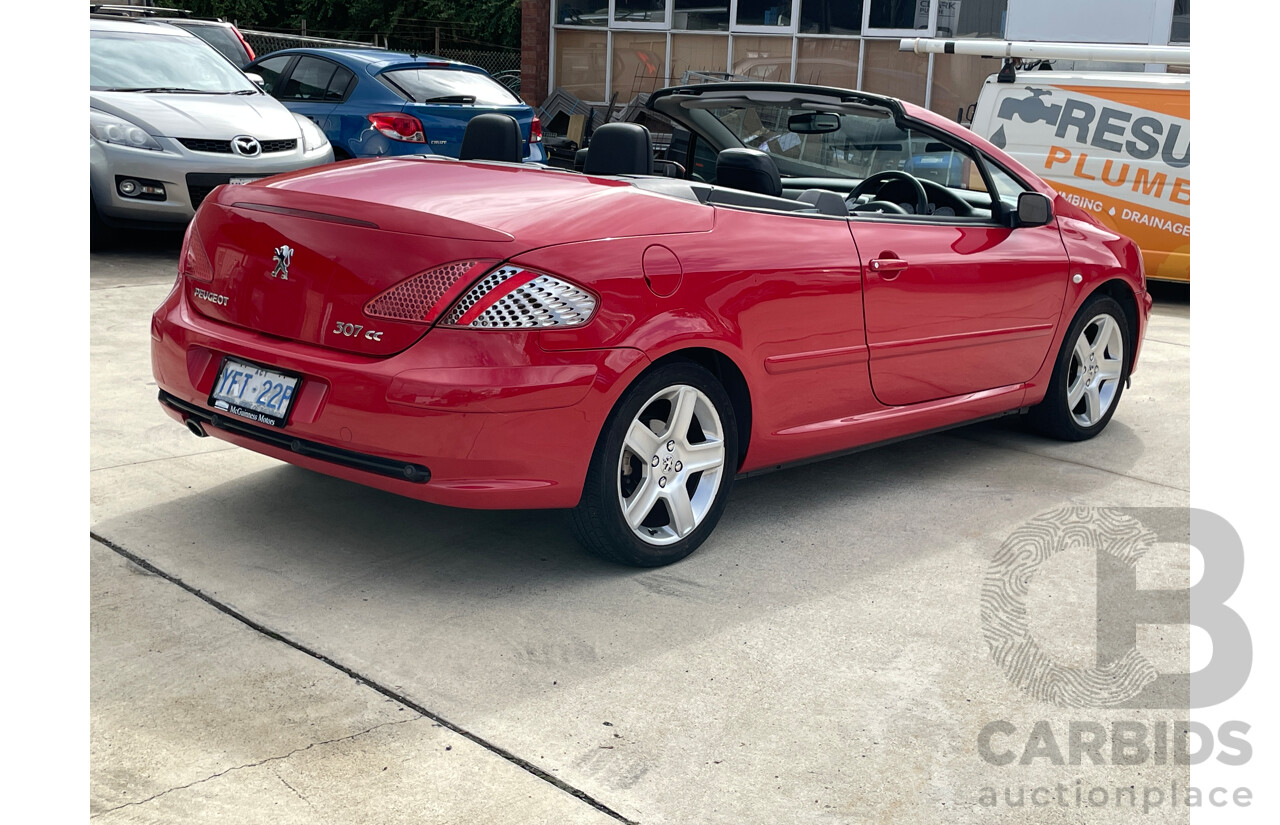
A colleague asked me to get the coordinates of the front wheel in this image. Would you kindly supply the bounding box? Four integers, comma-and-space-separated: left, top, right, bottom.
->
90, 196, 109, 252
1028, 294, 1130, 441
570, 362, 738, 567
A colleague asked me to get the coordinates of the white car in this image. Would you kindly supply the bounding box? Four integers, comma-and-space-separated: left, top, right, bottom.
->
90, 19, 333, 247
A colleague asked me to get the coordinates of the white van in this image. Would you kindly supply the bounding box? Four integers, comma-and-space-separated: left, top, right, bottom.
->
903, 40, 1190, 283
970, 71, 1189, 283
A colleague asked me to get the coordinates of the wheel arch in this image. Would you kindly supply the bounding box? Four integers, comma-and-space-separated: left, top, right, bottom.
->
1088, 278, 1141, 368
641, 347, 753, 472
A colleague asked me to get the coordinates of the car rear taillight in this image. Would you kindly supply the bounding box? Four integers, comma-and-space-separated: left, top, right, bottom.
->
180, 222, 214, 282
368, 113, 426, 143
364, 261, 488, 323
530, 116, 543, 144
441, 266, 597, 329
233, 27, 256, 62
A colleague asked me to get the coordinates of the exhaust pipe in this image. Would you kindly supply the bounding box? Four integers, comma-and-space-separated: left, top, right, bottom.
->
185, 418, 208, 438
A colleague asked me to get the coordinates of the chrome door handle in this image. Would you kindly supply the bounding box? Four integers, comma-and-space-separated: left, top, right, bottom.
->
869, 258, 909, 280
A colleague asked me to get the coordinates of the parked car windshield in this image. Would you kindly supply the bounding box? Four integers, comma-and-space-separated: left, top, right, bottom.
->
381, 68, 520, 105
90, 29, 257, 93
703, 102, 1015, 195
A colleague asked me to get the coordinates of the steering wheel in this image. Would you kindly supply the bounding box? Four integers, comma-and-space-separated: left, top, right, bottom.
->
848, 170, 928, 216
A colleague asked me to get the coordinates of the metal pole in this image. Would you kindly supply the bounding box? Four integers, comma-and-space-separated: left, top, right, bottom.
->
899, 38, 1190, 66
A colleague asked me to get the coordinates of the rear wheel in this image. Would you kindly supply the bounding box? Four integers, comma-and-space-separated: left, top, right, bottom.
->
1028, 294, 1129, 441
570, 362, 737, 567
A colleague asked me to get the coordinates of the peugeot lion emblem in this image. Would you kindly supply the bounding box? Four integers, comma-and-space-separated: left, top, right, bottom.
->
231, 135, 262, 157
270, 245, 294, 280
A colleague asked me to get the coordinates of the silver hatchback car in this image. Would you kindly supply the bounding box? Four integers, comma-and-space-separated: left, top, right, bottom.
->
90, 19, 334, 246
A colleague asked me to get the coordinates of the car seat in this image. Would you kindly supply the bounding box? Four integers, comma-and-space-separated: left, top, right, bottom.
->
715, 148, 782, 197
459, 113, 524, 163
583, 123, 653, 176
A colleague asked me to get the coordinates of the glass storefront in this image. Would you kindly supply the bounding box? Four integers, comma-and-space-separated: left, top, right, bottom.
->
554, 28, 608, 100
549, 0, 1183, 119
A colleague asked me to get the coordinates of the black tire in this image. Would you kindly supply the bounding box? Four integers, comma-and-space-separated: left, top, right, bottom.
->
1027, 294, 1130, 441
570, 362, 738, 567
90, 196, 109, 252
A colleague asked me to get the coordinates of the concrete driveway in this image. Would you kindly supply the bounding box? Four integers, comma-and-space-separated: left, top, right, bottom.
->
90, 233, 1191, 824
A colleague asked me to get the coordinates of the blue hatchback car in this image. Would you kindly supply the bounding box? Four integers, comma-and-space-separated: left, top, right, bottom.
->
245, 48, 545, 162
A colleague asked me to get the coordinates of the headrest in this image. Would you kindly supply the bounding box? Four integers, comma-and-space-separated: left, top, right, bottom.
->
583, 123, 653, 176
459, 113, 523, 163
715, 148, 783, 197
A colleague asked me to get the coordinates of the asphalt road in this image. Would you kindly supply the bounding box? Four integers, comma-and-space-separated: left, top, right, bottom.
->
90, 229, 1192, 824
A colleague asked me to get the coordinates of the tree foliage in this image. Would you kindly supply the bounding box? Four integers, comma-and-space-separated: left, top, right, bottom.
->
155, 0, 522, 49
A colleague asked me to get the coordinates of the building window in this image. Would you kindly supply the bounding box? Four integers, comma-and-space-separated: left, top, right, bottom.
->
799, 0, 863, 34
614, 0, 670, 27
671, 33, 730, 80
861, 38, 927, 106
674, 0, 730, 30
734, 0, 798, 29
867, 0, 931, 32
732, 35, 794, 82
555, 29, 608, 99
929, 52, 994, 122
795, 38, 859, 87
612, 31, 669, 98
939, 0, 1005, 38
557, 0, 607, 27
1170, 0, 1189, 43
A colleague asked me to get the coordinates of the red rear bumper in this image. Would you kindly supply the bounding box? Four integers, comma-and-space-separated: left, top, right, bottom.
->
151, 283, 648, 508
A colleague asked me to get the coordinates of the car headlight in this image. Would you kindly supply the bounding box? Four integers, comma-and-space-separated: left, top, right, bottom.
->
293, 114, 330, 153
90, 109, 162, 151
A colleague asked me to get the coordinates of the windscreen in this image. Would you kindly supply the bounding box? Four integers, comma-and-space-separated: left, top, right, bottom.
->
705, 103, 971, 183
90, 29, 256, 93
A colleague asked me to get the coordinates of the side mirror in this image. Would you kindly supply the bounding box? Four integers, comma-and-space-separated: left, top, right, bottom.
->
1016, 192, 1053, 227
787, 112, 841, 134
245, 72, 266, 90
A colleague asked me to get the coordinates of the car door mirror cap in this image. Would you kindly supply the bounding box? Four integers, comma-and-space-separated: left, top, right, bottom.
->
1016, 192, 1053, 227
246, 72, 266, 89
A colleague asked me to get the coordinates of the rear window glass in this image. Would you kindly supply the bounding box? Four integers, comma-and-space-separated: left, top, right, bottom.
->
380, 69, 519, 105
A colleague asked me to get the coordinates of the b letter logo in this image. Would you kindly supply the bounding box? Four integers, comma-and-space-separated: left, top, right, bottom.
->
981, 508, 1251, 709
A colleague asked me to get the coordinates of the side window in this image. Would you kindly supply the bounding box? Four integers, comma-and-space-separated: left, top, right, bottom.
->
905, 141, 969, 188
665, 128, 718, 183
690, 136, 719, 184
325, 66, 356, 101
978, 158, 1027, 213
252, 55, 292, 94
280, 56, 338, 101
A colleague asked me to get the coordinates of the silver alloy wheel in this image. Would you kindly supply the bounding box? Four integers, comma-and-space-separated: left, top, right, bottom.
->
616, 384, 727, 546
1066, 312, 1125, 428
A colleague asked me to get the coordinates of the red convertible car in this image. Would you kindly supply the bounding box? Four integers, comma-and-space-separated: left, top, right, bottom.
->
151, 83, 1150, 566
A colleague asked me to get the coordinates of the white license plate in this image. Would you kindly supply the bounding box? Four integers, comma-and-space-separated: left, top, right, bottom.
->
229, 177, 261, 185
208, 357, 300, 428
